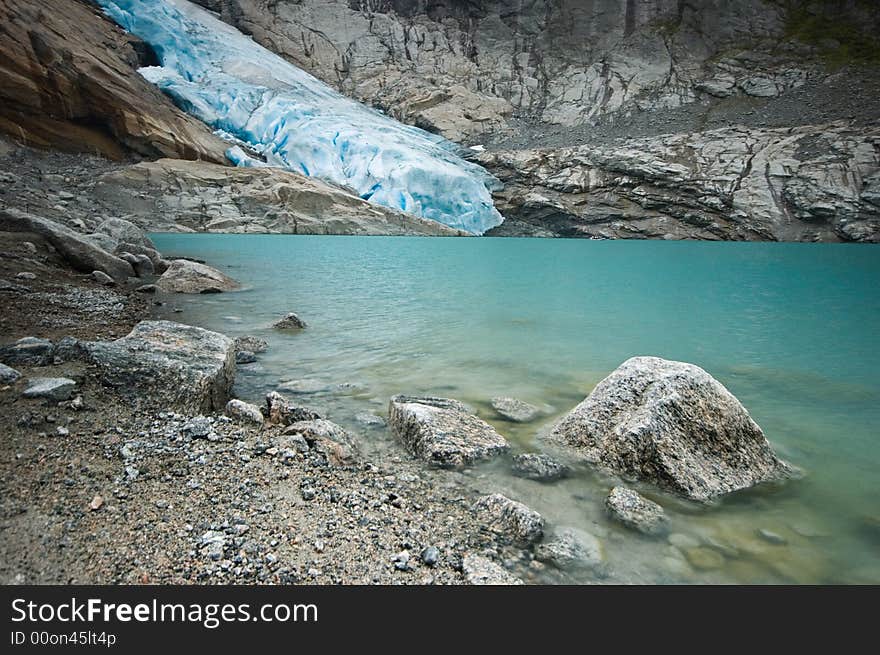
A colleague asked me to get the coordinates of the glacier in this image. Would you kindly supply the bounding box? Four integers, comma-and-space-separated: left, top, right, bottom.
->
95, 0, 504, 234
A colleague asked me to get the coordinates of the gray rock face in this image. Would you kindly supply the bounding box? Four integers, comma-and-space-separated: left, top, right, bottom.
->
481, 122, 880, 242
226, 399, 264, 425
535, 527, 603, 569
605, 486, 668, 536
82, 320, 235, 413
273, 313, 307, 330
0, 336, 54, 366
192, 0, 821, 141
95, 159, 463, 236
0, 209, 134, 280
461, 553, 523, 586
157, 259, 240, 294
472, 493, 544, 546
490, 396, 540, 422
388, 395, 510, 468
511, 453, 569, 482
0, 363, 21, 384
545, 356, 794, 501
22, 377, 76, 401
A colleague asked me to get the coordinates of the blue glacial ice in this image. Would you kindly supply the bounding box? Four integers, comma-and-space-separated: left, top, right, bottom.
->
95, 0, 504, 234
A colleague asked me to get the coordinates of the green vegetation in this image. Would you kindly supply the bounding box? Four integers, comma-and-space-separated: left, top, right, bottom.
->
781, 0, 880, 67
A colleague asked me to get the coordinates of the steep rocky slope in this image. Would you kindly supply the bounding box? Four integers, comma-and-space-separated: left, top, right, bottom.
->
0, 0, 227, 161
191, 0, 879, 141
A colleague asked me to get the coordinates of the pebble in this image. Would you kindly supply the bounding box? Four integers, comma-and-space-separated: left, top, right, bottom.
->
420, 546, 440, 567
757, 528, 787, 545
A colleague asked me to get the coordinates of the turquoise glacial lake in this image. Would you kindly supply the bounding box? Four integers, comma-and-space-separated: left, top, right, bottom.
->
151, 234, 880, 584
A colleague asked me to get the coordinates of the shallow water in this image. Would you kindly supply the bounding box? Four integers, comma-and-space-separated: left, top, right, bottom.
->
151, 234, 880, 584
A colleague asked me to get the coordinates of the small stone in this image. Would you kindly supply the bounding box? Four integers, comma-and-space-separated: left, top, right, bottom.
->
15, 272, 36, 280
56, 426, 69, 437
420, 546, 440, 567
355, 412, 386, 428
273, 312, 307, 330
22, 377, 76, 401
535, 527, 603, 569
301, 487, 316, 501
235, 350, 257, 364
225, 399, 264, 425
89, 495, 104, 511
0, 363, 21, 384
472, 493, 544, 545
392, 551, 411, 571
135, 284, 158, 294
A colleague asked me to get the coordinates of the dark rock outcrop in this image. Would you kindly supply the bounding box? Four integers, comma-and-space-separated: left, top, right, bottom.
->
545, 356, 794, 502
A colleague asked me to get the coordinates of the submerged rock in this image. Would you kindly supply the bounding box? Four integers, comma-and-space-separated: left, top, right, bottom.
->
273, 312, 307, 330
387, 395, 510, 468
82, 320, 235, 413
472, 493, 544, 546
157, 259, 239, 294
545, 356, 794, 501
0, 363, 21, 384
511, 453, 569, 482
461, 554, 523, 585
226, 399, 264, 425
22, 377, 76, 401
234, 335, 268, 354
490, 396, 540, 422
535, 527, 603, 570
605, 486, 668, 536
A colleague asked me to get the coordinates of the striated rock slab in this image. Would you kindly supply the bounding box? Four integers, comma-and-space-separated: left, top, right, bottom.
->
472, 493, 544, 546
82, 320, 235, 413
0, 210, 134, 281
157, 259, 240, 294
388, 395, 510, 468
481, 122, 880, 242
546, 356, 794, 501
96, 159, 464, 236
0, 0, 227, 161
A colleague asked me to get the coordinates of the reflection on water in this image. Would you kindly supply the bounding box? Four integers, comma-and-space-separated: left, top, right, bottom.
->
151, 234, 880, 584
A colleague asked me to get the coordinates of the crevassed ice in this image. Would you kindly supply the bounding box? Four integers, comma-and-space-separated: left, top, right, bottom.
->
95, 0, 504, 234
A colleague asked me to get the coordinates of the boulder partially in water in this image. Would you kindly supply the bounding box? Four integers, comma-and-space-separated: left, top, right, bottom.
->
545, 356, 794, 502
490, 396, 541, 422
605, 486, 668, 536
511, 453, 569, 482
157, 259, 239, 294
472, 493, 545, 546
273, 312, 307, 330
535, 527, 604, 570
82, 320, 235, 413
388, 395, 510, 468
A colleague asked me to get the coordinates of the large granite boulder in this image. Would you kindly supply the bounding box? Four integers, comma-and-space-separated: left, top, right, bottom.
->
82, 320, 235, 413
156, 259, 240, 294
387, 395, 510, 468
544, 356, 794, 502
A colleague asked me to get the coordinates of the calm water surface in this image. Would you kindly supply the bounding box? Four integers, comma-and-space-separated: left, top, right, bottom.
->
151, 234, 880, 584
